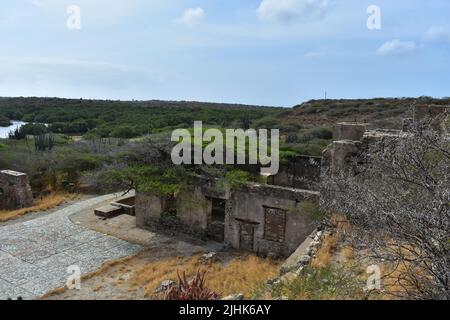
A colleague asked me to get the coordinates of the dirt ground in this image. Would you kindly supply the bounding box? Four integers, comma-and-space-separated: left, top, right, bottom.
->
42, 246, 203, 300
42, 197, 280, 300
43, 246, 281, 300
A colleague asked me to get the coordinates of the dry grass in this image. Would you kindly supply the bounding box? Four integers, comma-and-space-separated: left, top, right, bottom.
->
131, 254, 281, 299
311, 234, 338, 268
310, 214, 353, 268
0, 193, 80, 222
309, 214, 425, 300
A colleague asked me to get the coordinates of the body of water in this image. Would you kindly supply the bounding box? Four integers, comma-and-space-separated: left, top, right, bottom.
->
0, 121, 28, 139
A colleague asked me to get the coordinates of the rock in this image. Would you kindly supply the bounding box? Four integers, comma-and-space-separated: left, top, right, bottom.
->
298, 255, 311, 266
201, 252, 217, 264
295, 266, 305, 275
222, 293, 244, 300
155, 280, 176, 293
266, 278, 281, 286
310, 240, 321, 247
313, 231, 323, 242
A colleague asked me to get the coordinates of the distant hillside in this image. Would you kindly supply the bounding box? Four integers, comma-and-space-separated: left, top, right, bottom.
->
261, 97, 450, 157
0, 97, 282, 137
1, 96, 448, 156
278, 97, 450, 129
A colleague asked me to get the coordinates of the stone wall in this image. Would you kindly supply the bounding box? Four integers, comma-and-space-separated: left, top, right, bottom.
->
135, 176, 229, 238
0, 170, 33, 210
269, 155, 322, 190
333, 122, 368, 142
225, 184, 320, 257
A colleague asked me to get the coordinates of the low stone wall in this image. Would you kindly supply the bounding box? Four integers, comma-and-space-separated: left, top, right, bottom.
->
280, 227, 328, 275
0, 170, 33, 210
264, 227, 329, 288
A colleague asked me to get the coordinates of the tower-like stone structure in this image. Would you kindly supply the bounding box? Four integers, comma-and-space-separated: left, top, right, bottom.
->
0, 170, 33, 210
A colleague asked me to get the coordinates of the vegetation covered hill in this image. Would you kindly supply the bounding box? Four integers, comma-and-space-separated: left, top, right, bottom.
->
1, 96, 448, 157
0, 97, 282, 137
278, 97, 450, 128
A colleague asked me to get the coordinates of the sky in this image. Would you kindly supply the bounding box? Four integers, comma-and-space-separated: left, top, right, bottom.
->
0, 0, 449, 107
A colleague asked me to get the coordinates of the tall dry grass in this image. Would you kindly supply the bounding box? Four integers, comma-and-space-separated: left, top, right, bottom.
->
131, 254, 281, 299
0, 193, 80, 222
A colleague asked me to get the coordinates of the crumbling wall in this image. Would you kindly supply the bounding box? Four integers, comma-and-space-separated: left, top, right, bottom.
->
225, 184, 320, 257
270, 155, 322, 190
135, 176, 228, 238
333, 122, 368, 142
135, 192, 164, 228
0, 170, 33, 210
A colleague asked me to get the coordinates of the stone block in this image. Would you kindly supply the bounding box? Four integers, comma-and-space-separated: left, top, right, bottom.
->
333, 122, 368, 142
0, 170, 33, 210
94, 205, 124, 219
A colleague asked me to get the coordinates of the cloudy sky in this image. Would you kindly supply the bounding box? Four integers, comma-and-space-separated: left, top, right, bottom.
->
0, 0, 449, 106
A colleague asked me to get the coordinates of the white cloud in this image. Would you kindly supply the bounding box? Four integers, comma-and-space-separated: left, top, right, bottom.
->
0, 56, 161, 89
423, 26, 450, 43
257, 0, 328, 23
376, 40, 417, 56
176, 8, 205, 27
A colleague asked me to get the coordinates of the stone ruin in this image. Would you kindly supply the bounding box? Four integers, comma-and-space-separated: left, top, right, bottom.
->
0, 170, 33, 210
268, 155, 322, 190
323, 105, 449, 177
134, 104, 449, 259
135, 175, 320, 258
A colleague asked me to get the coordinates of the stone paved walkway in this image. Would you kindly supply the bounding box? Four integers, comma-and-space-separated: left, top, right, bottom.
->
0, 194, 143, 300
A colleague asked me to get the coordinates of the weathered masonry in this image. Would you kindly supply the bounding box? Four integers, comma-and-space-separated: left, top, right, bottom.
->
0, 170, 33, 210
269, 155, 321, 191
135, 104, 449, 259
135, 176, 320, 257
225, 184, 319, 257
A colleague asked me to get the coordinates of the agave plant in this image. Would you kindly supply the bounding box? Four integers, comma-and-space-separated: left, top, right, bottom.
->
164, 270, 221, 300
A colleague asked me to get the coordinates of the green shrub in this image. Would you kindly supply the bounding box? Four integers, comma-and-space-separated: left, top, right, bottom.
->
225, 170, 254, 190
19, 123, 49, 136
110, 126, 140, 139
0, 115, 11, 127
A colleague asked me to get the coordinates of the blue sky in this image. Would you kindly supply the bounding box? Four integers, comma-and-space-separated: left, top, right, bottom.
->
0, 0, 449, 107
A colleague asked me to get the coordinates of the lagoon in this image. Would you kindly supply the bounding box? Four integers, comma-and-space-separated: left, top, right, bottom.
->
0, 121, 27, 139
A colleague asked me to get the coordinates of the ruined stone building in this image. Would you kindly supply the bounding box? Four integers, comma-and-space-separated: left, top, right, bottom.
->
135, 175, 320, 258
134, 104, 449, 258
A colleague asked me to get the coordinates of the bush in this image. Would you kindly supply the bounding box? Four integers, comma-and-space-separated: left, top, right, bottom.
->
110, 126, 140, 139
225, 170, 254, 189
310, 127, 333, 140
19, 123, 49, 136
0, 115, 11, 127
